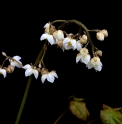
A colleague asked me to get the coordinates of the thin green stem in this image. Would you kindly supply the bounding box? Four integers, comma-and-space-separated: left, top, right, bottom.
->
88, 29, 100, 32
15, 76, 32, 124
51, 20, 66, 25
1, 58, 8, 68
34, 47, 44, 66
57, 21, 68, 30
54, 110, 68, 124
87, 118, 99, 124
72, 33, 79, 39
40, 44, 47, 61
40, 44, 47, 68
15, 42, 46, 124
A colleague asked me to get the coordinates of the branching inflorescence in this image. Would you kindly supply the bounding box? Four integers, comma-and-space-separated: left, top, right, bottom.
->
1, 20, 108, 82
0, 20, 109, 124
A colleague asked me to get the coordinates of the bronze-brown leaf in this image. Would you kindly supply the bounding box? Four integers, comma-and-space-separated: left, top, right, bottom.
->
69, 100, 89, 121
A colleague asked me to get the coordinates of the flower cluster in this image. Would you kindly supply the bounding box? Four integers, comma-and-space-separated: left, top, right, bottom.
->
0, 20, 108, 82
0, 52, 58, 83
40, 22, 108, 72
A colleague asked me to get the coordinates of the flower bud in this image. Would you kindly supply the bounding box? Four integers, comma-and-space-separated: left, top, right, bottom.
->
80, 48, 89, 56
95, 50, 102, 56
56, 40, 63, 47
96, 32, 104, 41
53, 30, 64, 40
91, 56, 100, 66
79, 34, 87, 44
41, 68, 48, 74
6, 65, 15, 73
101, 29, 108, 37
2, 52, 7, 56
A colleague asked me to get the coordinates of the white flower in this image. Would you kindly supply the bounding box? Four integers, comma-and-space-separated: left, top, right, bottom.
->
23, 64, 39, 79
40, 33, 56, 45
76, 40, 83, 51
41, 70, 58, 83
63, 37, 76, 50
0, 68, 6, 78
76, 48, 90, 64
96, 32, 104, 41
53, 30, 64, 40
86, 56, 102, 71
9, 56, 22, 68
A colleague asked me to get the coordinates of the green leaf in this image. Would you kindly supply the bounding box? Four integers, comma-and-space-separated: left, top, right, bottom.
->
69, 100, 89, 121
100, 106, 122, 124
73, 97, 85, 102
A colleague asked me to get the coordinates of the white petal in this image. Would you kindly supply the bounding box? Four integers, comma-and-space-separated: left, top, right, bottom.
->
0, 69, 6, 78
76, 41, 82, 51
44, 23, 50, 28
10, 61, 16, 67
71, 39, 76, 49
58, 31, 64, 40
63, 38, 69, 44
13, 56, 21, 61
64, 44, 68, 50
50, 71, 58, 78
47, 73, 54, 83
99, 61, 103, 66
48, 35, 55, 45
81, 54, 90, 64
94, 65, 102, 71
10, 58, 22, 68
40, 33, 48, 41
23, 64, 31, 69
32, 70, 39, 79
14, 61, 22, 68
53, 30, 64, 40
76, 53, 82, 63
66, 45, 72, 50
86, 62, 93, 69
25, 68, 33, 77
41, 74, 47, 83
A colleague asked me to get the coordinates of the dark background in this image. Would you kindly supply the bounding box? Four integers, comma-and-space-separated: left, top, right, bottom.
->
0, 1, 122, 124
